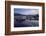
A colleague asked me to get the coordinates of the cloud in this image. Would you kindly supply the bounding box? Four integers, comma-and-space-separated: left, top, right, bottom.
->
14, 8, 39, 15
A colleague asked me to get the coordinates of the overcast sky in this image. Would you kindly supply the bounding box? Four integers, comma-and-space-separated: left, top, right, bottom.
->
14, 8, 39, 15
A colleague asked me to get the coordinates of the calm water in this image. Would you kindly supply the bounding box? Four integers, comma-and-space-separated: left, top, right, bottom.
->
14, 19, 39, 27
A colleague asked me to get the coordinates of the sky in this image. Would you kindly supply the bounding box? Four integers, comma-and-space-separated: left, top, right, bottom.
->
14, 8, 39, 15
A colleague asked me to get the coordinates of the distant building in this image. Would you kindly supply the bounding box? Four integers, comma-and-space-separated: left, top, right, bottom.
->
14, 15, 26, 21
14, 14, 39, 21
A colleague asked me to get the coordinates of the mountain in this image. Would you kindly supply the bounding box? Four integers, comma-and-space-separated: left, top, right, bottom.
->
14, 13, 39, 16
14, 13, 23, 16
